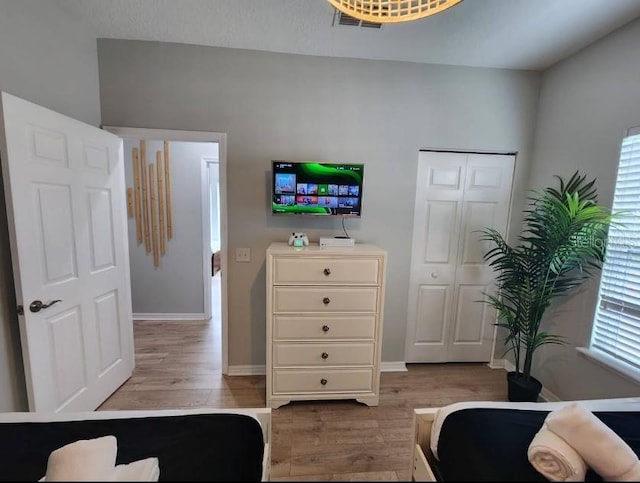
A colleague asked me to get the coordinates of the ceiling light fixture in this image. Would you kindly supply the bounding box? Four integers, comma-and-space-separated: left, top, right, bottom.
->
327, 0, 462, 24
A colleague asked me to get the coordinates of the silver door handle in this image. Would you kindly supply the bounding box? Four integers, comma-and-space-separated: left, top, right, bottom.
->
29, 300, 62, 313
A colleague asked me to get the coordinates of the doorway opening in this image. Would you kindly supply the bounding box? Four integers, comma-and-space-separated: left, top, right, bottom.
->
104, 127, 229, 374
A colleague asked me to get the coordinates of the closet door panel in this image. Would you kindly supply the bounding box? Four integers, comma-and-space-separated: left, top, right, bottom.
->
406, 151, 515, 363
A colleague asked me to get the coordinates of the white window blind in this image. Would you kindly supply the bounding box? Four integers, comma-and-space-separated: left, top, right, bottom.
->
590, 131, 640, 370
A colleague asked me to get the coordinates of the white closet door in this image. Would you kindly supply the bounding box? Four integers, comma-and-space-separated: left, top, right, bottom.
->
405, 151, 515, 362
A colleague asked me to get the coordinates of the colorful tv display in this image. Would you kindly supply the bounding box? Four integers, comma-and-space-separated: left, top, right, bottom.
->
272, 161, 364, 216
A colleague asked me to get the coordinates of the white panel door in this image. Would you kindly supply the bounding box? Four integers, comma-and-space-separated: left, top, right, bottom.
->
405, 151, 515, 362
0, 92, 134, 412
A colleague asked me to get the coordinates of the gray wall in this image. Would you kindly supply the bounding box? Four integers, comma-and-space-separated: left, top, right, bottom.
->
0, 0, 102, 411
123, 138, 217, 315
98, 39, 541, 368
527, 17, 640, 399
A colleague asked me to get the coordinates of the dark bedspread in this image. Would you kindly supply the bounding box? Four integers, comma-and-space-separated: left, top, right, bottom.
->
435, 408, 640, 481
0, 413, 264, 481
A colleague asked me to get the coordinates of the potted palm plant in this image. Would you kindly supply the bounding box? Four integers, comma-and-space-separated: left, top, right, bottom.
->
481, 172, 617, 402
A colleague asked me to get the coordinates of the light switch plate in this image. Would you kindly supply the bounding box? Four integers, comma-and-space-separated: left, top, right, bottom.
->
236, 247, 251, 262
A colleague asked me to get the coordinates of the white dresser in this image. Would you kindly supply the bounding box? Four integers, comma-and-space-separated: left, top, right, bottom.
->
265, 241, 386, 408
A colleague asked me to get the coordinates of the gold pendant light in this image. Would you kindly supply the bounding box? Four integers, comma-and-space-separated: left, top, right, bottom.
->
327, 0, 463, 24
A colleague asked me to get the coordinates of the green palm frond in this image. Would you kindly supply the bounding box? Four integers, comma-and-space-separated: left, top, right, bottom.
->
480, 171, 622, 382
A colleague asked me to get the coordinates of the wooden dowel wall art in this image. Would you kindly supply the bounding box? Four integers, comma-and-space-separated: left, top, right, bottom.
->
156, 150, 166, 255
141, 140, 151, 253
129, 139, 175, 268
164, 140, 173, 239
126, 188, 134, 218
149, 164, 160, 267
132, 147, 142, 243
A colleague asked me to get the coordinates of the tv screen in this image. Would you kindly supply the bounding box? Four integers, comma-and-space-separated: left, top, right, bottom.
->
272, 161, 364, 216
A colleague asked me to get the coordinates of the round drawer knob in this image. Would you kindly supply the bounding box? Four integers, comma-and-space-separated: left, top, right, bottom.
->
322, 297, 330, 305
321, 352, 329, 359
323, 268, 331, 276
320, 378, 327, 386
431, 272, 438, 278
322, 325, 330, 332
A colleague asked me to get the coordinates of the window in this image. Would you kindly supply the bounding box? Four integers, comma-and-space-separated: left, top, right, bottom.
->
589, 128, 640, 373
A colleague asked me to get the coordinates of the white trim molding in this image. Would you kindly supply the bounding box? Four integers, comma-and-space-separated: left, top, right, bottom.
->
490, 358, 561, 402
133, 313, 207, 321
577, 347, 640, 386
227, 365, 267, 376
540, 386, 561, 402
486, 358, 516, 371
487, 358, 506, 370
381, 361, 408, 372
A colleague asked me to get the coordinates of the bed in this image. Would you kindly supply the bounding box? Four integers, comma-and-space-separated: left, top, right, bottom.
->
411, 397, 640, 481
0, 407, 270, 482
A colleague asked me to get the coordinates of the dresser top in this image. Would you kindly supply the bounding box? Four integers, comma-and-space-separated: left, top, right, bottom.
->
267, 241, 386, 256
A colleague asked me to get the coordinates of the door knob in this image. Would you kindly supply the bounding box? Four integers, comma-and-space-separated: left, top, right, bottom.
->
29, 299, 62, 313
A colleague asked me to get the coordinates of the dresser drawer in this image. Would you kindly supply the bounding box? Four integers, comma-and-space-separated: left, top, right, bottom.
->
273, 287, 378, 313
273, 315, 376, 340
273, 342, 375, 367
273, 257, 379, 285
272, 368, 373, 394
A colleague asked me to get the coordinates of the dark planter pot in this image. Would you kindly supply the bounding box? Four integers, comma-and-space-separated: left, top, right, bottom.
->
507, 371, 542, 402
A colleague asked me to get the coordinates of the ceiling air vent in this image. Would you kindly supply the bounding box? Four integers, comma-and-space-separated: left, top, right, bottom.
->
332, 9, 382, 29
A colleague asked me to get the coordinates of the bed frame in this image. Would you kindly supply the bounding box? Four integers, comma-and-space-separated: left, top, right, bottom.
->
411, 397, 640, 482
411, 407, 439, 482
0, 407, 271, 481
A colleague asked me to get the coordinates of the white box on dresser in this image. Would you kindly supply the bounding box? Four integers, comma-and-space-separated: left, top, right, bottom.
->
266, 241, 387, 409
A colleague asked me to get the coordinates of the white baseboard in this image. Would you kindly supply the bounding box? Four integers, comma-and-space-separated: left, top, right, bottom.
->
220, 357, 564, 403
381, 361, 408, 372
227, 365, 266, 376
487, 358, 506, 369
133, 313, 207, 321
490, 359, 561, 402
487, 358, 515, 371
539, 386, 562, 402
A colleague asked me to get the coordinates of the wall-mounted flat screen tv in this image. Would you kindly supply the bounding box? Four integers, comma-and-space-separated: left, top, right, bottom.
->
272, 161, 364, 216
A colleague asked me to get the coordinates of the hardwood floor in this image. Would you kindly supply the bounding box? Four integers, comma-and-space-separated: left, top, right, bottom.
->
99, 309, 508, 481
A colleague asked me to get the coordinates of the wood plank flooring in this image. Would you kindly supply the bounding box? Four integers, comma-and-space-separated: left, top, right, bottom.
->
99, 317, 508, 481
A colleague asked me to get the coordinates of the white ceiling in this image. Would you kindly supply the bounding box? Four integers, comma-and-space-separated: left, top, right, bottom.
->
54, 0, 640, 71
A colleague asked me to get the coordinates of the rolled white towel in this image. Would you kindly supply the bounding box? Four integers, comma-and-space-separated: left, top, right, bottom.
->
546, 402, 640, 482
527, 422, 587, 481
112, 457, 160, 482
615, 462, 640, 482
44, 435, 117, 481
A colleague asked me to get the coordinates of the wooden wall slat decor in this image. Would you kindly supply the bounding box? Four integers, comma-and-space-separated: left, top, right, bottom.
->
164, 140, 173, 239
132, 147, 142, 242
156, 150, 166, 255
130, 140, 175, 267
149, 164, 160, 267
126, 187, 134, 218
141, 140, 151, 253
